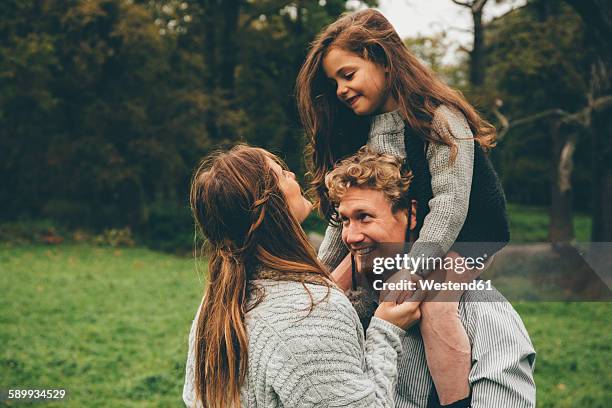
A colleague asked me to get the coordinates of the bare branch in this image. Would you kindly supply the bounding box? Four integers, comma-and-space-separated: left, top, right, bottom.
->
451, 0, 472, 8
494, 108, 568, 142
494, 94, 612, 142
447, 26, 474, 34
492, 99, 510, 141
485, 3, 528, 27
510, 109, 569, 127
592, 95, 612, 112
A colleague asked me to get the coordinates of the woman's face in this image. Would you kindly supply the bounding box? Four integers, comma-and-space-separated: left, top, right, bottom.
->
267, 158, 312, 223
322, 48, 397, 116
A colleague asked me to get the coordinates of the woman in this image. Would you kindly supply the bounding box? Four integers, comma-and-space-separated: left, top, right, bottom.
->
182, 145, 421, 408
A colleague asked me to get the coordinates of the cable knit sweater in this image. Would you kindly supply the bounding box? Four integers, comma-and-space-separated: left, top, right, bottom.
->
318, 106, 474, 275
182, 279, 406, 407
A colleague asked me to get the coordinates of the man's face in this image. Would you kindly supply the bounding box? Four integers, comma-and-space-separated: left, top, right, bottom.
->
338, 187, 408, 262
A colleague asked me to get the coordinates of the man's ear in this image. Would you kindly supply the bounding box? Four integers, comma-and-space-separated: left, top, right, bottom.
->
409, 199, 417, 231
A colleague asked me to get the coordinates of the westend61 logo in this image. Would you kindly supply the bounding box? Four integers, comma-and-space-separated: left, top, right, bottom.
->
371, 253, 488, 275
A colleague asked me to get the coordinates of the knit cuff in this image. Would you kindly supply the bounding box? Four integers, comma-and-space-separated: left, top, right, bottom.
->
368, 316, 407, 339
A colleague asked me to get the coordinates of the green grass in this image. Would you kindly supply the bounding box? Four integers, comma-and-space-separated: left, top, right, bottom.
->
1, 245, 610, 407
507, 204, 592, 242
0, 244, 202, 407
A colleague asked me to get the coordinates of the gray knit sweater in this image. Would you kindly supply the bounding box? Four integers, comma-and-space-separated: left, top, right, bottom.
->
182, 280, 406, 407
318, 106, 474, 274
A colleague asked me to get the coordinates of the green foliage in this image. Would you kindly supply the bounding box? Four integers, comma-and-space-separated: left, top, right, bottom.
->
0, 0, 377, 242
404, 32, 468, 88
485, 1, 596, 209
140, 200, 194, 253
1, 244, 610, 406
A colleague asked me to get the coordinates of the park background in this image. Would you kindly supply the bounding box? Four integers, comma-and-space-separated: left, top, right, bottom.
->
0, 0, 610, 406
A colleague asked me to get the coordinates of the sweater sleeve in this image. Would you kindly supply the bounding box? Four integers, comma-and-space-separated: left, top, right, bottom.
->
183, 302, 204, 408
267, 296, 405, 407
409, 106, 474, 276
318, 223, 348, 272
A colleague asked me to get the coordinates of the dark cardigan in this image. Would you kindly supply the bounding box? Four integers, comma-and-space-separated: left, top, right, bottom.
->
403, 127, 510, 258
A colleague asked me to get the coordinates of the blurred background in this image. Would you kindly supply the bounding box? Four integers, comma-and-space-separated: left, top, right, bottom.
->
1, 0, 610, 407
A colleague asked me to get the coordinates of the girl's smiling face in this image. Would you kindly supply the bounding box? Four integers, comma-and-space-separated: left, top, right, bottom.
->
322, 48, 397, 116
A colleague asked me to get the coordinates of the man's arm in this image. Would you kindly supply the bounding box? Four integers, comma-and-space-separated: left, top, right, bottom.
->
462, 295, 536, 408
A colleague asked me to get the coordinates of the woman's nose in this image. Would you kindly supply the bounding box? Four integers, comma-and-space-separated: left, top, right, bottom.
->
337, 84, 348, 99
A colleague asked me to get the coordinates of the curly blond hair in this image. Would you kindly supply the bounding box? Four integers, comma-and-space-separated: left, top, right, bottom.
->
325, 146, 412, 213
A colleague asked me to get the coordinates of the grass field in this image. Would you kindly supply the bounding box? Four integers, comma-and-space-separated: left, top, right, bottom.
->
1, 244, 610, 407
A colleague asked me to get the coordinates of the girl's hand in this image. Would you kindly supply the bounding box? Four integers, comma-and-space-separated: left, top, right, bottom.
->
374, 298, 422, 330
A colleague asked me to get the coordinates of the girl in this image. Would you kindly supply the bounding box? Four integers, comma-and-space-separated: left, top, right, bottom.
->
182, 145, 422, 408
296, 9, 509, 407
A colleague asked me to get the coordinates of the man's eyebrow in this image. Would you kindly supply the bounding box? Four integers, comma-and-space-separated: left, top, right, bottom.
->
338, 206, 374, 217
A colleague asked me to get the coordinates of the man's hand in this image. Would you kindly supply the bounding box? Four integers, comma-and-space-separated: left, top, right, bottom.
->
374, 299, 422, 330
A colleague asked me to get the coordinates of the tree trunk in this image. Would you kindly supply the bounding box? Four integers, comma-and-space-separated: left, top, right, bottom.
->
470, 7, 485, 86
549, 122, 575, 242
200, 0, 219, 140
219, 0, 241, 98
591, 105, 612, 241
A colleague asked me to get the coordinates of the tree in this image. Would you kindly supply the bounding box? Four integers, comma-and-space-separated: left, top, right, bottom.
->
487, 0, 612, 243
450, 0, 490, 86
563, 0, 612, 242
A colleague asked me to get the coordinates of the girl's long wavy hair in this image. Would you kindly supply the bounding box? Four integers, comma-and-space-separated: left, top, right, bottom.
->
189, 145, 331, 408
296, 8, 497, 220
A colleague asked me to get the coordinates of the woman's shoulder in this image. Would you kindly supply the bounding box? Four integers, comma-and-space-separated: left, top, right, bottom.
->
248, 279, 353, 313
246, 279, 358, 332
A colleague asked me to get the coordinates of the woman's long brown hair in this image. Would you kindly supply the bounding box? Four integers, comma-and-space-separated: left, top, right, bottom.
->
296, 9, 497, 220
189, 145, 331, 408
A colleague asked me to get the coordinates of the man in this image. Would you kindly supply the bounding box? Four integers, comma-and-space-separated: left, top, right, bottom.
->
324, 147, 536, 408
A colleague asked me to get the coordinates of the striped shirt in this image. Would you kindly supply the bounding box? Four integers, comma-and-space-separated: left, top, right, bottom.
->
395, 287, 536, 408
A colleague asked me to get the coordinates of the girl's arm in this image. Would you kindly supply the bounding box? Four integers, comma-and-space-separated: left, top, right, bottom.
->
411, 107, 474, 405
410, 105, 474, 277
318, 222, 349, 271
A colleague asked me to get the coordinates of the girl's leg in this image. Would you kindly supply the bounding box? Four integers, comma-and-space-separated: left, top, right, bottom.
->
419, 251, 479, 405
420, 299, 470, 405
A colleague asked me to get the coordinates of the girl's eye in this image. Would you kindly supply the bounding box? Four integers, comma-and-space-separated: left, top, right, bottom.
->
345, 72, 354, 80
